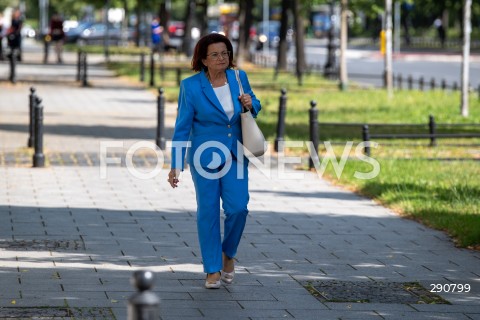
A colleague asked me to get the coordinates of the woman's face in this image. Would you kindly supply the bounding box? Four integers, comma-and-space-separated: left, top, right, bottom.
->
202, 42, 230, 73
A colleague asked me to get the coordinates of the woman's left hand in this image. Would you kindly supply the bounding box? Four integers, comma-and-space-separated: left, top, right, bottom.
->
238, 94, 252, 111
168, 169, 181, 188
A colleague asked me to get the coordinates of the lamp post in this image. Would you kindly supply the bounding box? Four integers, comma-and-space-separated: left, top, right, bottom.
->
324, 1, 337, 78
384, 0, 393, 97
262, 0, 269, 55
39, 0, 49, 37
394, 1, 401, 54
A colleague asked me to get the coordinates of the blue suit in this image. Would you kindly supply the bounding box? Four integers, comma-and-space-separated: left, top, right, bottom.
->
171, 69, 261, 273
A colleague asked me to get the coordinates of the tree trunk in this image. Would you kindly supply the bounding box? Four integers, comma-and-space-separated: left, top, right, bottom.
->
323, 2, 337, 78
243, 0, 254, 61
442, 8, 449, 41
276, 0, 290, 73
460, 0, 471, 117
458, 3, 464, 40
159, 1, 169, 29
122, 0, 129, 27
134, 3, 141, 47
104, 0, 110, 60
198, 0, 208, 37
384, 0, 393, 97
292, 0, 306, 85
339, 0, 348, 90
236, 0, 247, 67
235, 0, 254, 66
182, 0, 195, 56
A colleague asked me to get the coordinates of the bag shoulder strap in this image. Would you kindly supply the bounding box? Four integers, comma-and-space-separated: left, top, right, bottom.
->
234, 69, 244, 95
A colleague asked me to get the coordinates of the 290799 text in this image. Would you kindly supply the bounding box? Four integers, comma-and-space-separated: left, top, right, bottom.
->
430, 283, 471, 293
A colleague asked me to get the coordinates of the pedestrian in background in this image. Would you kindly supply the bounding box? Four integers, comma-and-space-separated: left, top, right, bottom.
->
151, 16, 163, 54
6, 8, 23, 61
49, 13, 65, 63
168, 33, 262, 289
434, 17, 446, 48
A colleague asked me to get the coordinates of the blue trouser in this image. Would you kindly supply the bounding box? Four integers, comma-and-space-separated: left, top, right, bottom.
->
190, 156, 249, 274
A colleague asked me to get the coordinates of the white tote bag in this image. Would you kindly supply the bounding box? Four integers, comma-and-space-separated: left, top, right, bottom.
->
235, 69, 266, 157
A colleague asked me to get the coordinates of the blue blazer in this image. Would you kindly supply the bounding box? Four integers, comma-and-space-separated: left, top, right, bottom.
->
171, 69, 261, 170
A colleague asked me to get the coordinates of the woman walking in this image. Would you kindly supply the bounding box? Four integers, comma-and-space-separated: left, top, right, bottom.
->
168, 33, 261, 289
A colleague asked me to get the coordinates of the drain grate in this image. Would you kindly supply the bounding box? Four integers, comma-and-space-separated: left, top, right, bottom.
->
0, 239, 85, 251
0, 307, 114, 318
0, 151, 165, 167
0, 307, 72, 317
305, 280, 450, 304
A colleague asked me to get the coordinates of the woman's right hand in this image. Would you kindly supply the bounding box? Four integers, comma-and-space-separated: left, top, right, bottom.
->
168, 169, 181, 188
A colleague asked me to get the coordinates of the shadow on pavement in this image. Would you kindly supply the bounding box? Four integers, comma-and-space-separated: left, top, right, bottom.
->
1, 204, 479, 318
0, 123, 173, 140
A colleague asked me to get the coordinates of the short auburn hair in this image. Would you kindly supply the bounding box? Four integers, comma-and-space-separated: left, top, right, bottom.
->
191, 33, 235, 72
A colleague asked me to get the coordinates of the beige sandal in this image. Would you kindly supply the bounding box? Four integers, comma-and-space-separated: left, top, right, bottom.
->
221, 270, 235, 284
222, 254, 235, 284
205, 272, 221, 289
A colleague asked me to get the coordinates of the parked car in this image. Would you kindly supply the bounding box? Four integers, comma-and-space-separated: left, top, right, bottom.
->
64, 21, 94, 44
165, 20, 185, 50
77, 23, 127, 46
207, 19, 239, 41
21, 25, 36, 38
208, 19, 223, 35
253, 20, 293, 51
164, 21, 200, 52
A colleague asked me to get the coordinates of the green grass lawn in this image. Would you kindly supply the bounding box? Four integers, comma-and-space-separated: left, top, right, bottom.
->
107, 59, 480, 249
319, 158, 480, 248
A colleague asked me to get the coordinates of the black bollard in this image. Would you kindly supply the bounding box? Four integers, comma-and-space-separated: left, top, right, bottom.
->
82, 52, 88, 87
309, 100, 319, 170
176, 68, 182, 87
140, 53, 145, 82
159, 63, 165, 81
430, 78, 436, 90
149, 52, 155, 87
419, 77, 424, 91
8, 49, 17, 84
33, 97, 45, 168
428, 115, 437, 147
76, 51, 82, 81
441, 79, 447, 91
453, 82, 458, 91
43, 36, 50, 64
28, 87, 37, 148
408, 75, 413, 90
323, 3, 337, 79
274, 89, 288, 152
362, 125, 371, 156
156, 88, 166, 150
397, 74, 403, 90
127, 270, 160, 320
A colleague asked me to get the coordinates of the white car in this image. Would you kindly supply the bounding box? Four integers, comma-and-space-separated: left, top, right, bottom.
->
21, 25, 36, 38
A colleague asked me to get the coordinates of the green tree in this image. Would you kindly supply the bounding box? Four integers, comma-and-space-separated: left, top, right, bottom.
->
236, 0, 254, 67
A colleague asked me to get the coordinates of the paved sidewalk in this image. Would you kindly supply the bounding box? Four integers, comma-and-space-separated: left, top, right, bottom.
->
1, 42, 479, 320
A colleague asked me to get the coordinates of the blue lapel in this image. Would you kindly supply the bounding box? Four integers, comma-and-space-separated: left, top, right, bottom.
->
201, 70, 229, 121
201, 69, 242, 123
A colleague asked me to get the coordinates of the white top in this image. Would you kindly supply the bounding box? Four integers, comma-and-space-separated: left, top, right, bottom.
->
213, 84, 234, 120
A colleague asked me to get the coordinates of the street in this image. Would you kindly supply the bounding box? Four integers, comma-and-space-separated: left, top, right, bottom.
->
299, 39, 480, 89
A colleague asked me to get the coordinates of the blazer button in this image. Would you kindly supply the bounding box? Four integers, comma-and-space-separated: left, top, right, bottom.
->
228, 133, 232, 137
